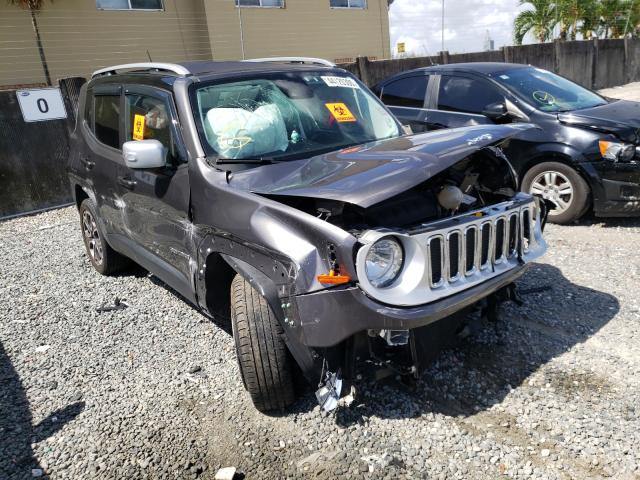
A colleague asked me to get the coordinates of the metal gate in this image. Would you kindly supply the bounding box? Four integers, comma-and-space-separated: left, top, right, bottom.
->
0, 77, 85, 219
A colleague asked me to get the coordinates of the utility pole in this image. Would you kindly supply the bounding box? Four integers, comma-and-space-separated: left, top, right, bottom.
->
237, 2, 246, 60
441, 0, 445, 52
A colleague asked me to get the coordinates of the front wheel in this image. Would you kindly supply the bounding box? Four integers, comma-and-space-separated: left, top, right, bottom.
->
522, 162, 590, 224
230, 275, 296, 412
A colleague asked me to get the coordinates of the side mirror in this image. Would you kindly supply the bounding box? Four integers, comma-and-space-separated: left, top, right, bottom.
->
482, 102, 510, 122
122, 140, 166, 169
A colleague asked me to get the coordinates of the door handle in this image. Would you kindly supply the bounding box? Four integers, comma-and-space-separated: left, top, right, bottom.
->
117, 176, 137, 189
80, 156, 95, 170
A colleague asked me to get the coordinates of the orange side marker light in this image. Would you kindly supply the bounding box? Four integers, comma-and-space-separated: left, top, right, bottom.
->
317, 272, 351, 285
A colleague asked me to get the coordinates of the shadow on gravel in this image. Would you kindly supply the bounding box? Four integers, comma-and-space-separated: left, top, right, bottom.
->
333, 263, 619, 425
0, 342, 85, 479
575, 213, 640, 228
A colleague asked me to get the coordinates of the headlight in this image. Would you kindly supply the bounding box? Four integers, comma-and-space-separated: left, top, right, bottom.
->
365, 237, 404, 288
599, 140, 636, 162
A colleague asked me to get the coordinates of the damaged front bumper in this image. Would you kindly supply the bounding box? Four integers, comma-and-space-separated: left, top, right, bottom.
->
295, 263, 529, 348
294, 194, 547, 348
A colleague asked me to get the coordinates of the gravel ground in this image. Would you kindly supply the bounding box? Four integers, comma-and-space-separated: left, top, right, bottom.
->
1, 206, 640, 480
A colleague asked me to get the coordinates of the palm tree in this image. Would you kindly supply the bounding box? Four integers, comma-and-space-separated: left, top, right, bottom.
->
7, 0, 52, 85
577, 0, 602, 38
514, 0, 557, 44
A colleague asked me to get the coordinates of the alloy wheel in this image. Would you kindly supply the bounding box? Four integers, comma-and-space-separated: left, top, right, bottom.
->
82, 210, 104, 265
529, 170, 574, 215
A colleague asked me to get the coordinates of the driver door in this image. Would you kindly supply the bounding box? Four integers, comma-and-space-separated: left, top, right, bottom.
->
115, 85, 195, 302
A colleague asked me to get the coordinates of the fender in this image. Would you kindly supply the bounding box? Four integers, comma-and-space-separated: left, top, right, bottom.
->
513, 141, 588, 170
212, 252, 318, 378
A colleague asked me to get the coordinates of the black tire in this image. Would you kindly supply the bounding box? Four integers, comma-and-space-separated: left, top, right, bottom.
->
522, 161, 590, 225
230, 274, 296, 412
79, 199, 130, 275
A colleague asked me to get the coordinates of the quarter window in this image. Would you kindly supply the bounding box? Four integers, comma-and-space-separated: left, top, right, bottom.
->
330, 0, 367, 7
94, 95, 121, 149
96, 0, 164, 10
235, 0, 284, 6
438, 76, 503, 114
381, 76, 428, 108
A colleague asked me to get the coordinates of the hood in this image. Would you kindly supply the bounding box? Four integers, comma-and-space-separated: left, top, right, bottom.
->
557, 100, 640, 143
227, 124, 534, 208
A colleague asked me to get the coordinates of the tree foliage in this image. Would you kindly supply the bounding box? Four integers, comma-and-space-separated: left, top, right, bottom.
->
514, 0, 639, 44
7, 0, 47, 9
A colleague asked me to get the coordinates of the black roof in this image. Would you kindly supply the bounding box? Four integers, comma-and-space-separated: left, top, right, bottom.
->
424, 62, 530, 74
378, 62, 532, 85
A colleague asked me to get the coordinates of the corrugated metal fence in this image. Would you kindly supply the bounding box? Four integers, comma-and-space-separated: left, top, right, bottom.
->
0, 77, 84, 219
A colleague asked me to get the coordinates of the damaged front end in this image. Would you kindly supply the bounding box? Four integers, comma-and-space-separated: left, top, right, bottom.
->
227, 125, 548, 411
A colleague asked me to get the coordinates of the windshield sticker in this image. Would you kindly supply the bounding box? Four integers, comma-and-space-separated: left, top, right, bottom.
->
533, 90, 556, 105
321, 76, 360, 89
325, 102, 357, 122
499, 74, 510, 80
133, 114, 146, 141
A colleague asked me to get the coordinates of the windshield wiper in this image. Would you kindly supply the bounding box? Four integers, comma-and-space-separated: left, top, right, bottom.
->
214, 157, 275, 165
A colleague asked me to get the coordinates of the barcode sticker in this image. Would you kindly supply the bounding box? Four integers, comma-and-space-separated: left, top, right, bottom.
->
321, 76, 360, 89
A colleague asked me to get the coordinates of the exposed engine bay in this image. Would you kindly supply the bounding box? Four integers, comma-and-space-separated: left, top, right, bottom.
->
261, 147, 518, 234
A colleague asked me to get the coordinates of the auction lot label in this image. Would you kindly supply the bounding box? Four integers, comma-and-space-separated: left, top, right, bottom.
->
17, 88, 67, 122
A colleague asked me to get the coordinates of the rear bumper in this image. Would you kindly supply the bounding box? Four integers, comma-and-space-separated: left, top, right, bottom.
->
294, 264, 528, 348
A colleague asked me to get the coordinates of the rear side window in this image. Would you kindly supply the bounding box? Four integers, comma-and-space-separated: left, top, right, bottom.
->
94, 95, 121, 149
381, 76, 428, 108
438, 76, 503, 114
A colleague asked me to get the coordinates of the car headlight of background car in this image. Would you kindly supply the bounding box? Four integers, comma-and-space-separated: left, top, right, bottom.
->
599, 140, 637, 162
364, 237, 404, 288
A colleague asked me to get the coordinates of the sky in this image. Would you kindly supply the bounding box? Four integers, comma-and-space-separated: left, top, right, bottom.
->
389, 0, 526, 57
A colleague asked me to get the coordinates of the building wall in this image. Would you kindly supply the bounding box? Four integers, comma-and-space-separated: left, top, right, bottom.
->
203, 0, 391, 64
0, 0, 212, 88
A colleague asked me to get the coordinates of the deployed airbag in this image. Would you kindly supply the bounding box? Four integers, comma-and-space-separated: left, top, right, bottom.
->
206, 104, 288, 159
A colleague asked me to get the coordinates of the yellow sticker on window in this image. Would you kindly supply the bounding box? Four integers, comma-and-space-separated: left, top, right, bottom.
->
133, 114, 146, 141
325, 102, 356, 123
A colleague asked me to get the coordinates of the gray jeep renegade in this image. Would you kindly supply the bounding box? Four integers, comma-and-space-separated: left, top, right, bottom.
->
68, 59, 548, 413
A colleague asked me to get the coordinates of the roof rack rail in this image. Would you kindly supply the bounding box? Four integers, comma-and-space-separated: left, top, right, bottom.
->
92, 62, 191, 79
244, 57, 336, 67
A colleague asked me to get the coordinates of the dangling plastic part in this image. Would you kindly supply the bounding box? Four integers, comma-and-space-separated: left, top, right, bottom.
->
315, 370, 343, 412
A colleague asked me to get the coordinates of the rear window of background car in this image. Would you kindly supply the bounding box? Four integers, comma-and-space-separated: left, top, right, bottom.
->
94, 94, 120, 149
381, 76, 428, 108
438, 76, 503, 114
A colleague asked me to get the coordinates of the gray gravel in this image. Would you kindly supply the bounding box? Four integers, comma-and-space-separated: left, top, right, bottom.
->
1, 207, 640, 480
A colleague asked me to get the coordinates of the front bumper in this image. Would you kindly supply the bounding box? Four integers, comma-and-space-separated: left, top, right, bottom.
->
585, 161, 640, 216
595, 178, 640, 216
295, 259, 528, 348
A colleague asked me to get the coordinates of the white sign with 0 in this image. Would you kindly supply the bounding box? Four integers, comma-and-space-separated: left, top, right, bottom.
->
16, 88, 67, 122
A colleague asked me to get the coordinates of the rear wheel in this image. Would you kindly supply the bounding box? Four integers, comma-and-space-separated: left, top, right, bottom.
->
522, 162, 590, 224
79, 199, 130, 275
231, 274, 296, 412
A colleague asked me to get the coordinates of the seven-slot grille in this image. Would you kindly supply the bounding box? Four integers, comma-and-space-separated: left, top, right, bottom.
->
425, 205, 535, 288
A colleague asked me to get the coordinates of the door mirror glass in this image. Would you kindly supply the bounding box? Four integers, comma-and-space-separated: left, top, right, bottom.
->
122, 140, 166, 169
482, 101, 509, 121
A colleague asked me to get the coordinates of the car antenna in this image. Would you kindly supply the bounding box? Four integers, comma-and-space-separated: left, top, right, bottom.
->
420, 42, 436, 66
147, 50, 153, 62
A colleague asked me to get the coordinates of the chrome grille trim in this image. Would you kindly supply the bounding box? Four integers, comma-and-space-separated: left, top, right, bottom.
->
427, 235, 446, 288
355, 194, 547, 307
463, 225, 479, 276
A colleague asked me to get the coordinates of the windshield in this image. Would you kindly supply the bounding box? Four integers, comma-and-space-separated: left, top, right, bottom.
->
191, 72, 400, 162
493, 67, 607, 113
